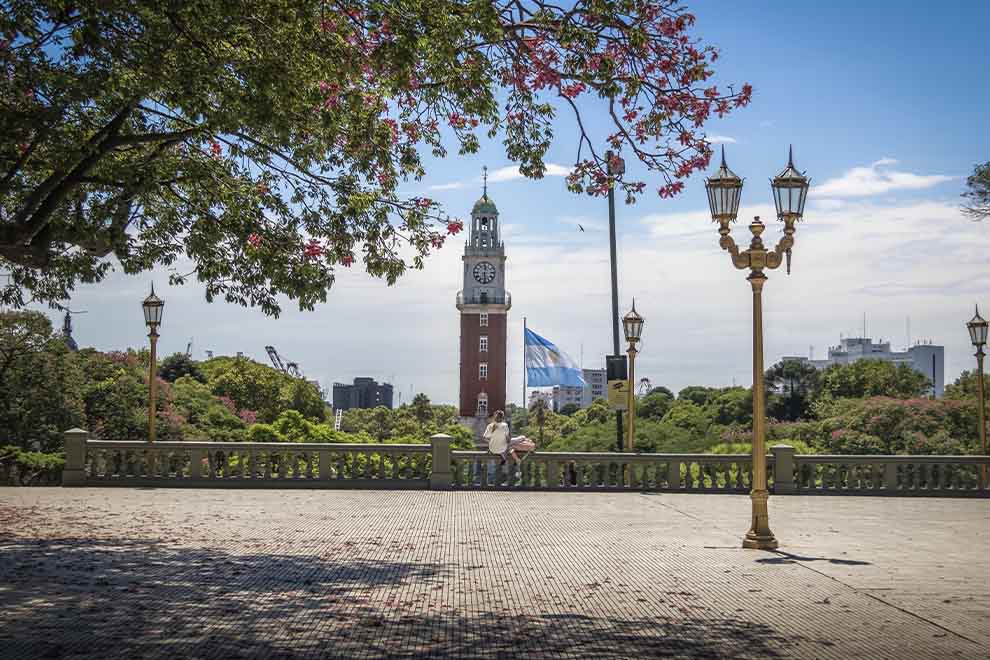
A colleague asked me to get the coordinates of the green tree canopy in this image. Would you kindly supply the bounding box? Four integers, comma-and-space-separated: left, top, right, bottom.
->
962, 161, 990, 220
0, 311, 85, 450
159, 352, 206, 383
677, 385, 719, 407
200, 355, 324, 423
944, 369, 990, 400
818, 360, 930, 401
0, 0, 750, 313
648, 386, 674, 399
637, 389, 673, 420
765, 359, 820, 422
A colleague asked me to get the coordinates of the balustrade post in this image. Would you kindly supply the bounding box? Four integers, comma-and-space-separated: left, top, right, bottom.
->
770, 445, 795, 495
430, 433, 453, 489
61, 428, 89, 487
885, 462, 899, 492
669, 459, 681, 490
546, 459, 558, 489
191, 449, 205, 479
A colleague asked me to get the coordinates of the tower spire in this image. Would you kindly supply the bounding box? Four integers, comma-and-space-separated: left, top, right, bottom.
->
482, 165, 488, 199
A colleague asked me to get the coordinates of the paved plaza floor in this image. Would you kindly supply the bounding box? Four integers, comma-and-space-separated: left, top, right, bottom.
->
1, 488, 988, 659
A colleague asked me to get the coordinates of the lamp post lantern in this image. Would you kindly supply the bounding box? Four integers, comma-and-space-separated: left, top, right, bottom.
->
623, 301, 644, 452
967, 305, 988, 487
606, 150, 626, 452
706, 146, 810, 550
142, 284, 164, 443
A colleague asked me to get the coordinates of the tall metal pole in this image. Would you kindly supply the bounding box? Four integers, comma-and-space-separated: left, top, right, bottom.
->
523, 316, 527, 410
606, 150, 624, 452
743, 271, 776, 549
977, 349, 987, 488
148, 328, 159, 443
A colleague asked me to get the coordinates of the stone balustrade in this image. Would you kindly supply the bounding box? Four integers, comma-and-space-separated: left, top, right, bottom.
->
62, 429, 433, 489
60, 429, 990, 496
450, 450, 759, 492
787, 451, 988, 495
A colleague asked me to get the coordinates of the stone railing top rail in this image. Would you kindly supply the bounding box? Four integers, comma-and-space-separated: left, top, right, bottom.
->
86, 440, 431, 452
450, 450, 764, 462
793, 454, 990, 464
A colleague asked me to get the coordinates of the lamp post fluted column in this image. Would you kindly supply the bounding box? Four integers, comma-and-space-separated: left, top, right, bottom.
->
966, 306, 988, 488
148, 327, 159, 443
977, 348, 987, 488
706, 147, 810, 551
142, 284, 165, 444
626, 343, 637, 452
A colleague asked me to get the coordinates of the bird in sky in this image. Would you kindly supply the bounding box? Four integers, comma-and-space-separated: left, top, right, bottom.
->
578, 224, 585, 232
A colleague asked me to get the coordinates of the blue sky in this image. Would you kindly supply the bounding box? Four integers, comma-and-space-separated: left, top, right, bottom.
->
46, 1, 990, 406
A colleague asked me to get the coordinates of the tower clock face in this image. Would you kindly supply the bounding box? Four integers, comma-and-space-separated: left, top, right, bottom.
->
473, 261, 496, 284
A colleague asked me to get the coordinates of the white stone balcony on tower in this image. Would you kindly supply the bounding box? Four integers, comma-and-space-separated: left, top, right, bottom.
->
456, 290, 511, 311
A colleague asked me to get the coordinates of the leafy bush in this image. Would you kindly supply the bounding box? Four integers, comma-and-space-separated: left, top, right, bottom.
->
0, 446, 64, 485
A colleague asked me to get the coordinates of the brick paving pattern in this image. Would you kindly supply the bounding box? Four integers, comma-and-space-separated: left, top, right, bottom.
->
0, 488, 988, 659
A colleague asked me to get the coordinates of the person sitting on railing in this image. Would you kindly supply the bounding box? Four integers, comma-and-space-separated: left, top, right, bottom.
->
484, 410, 536, 483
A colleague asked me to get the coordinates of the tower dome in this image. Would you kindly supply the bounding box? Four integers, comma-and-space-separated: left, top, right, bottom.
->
472, 193, 498, 216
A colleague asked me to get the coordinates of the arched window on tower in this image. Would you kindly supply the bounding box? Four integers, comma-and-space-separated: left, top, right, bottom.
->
477, 393, 489, 417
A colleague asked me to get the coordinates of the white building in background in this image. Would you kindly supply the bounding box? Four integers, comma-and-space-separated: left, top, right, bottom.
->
528, 390, 553, 409
781, 336, 944, 396
550, 368, 607, 412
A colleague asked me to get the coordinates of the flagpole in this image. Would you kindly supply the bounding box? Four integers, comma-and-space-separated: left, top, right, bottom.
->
522, 316, 527, 407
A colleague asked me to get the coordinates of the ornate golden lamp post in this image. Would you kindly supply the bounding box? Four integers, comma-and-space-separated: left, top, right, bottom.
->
705, 147, 810, 550
966, 305, 988, 487
142, 285, 164, 443
622, 300, 644, 452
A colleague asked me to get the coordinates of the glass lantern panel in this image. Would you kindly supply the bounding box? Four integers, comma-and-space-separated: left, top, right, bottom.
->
797, 184, 809, 216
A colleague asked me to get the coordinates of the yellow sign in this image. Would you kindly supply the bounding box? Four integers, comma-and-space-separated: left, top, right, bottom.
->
608, 379, 629, 411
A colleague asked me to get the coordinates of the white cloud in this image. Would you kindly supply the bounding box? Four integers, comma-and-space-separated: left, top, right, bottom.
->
707, 135, 737, 144
813, 158, 954, 198
429, 162, 571, 189
427, 181, 466, 191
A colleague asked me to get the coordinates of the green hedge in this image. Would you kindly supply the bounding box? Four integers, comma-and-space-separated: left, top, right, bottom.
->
0, 446, 64, 486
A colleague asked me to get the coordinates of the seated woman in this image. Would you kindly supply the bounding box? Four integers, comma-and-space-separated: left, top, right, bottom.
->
484, 410, 536, 466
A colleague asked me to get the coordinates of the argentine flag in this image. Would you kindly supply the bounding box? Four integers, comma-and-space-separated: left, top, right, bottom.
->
525, 328, 586, 387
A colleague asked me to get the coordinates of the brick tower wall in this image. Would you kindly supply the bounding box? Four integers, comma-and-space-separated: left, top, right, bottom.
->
459, 312, 507, 417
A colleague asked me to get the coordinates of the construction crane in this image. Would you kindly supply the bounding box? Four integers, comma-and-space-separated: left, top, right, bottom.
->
265, 345, 287, 373
266, 345, 305, 378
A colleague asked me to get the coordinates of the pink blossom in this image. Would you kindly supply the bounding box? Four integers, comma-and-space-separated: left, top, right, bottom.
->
341, 254, 354, 267
304, 240, 325, 258
247, 233, 262, 248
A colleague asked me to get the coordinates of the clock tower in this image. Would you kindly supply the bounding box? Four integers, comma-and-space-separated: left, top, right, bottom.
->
457, 172, 510, 421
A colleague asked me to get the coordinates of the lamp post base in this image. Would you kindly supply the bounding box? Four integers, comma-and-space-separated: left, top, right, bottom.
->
742, 489, 778, 550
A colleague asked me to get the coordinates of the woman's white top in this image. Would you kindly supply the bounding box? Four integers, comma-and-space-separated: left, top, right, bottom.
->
484, 422, 510, 454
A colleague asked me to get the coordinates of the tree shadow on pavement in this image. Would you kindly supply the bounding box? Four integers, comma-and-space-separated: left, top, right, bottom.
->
0, 536, 795, 660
